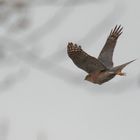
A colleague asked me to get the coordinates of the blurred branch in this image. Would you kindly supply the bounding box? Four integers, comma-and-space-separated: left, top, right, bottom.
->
0, 0, 30, 32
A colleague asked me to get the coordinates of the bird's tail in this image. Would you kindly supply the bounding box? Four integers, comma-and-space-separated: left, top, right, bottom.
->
111, 59, 136, 76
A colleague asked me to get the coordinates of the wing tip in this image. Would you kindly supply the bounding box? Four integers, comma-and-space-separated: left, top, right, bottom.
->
110, 24, 123, 37
67, 42, 82, 56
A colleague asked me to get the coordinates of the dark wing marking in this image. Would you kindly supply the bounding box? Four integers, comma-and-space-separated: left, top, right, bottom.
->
67, 42, 107, 73
98, 25, 123, 68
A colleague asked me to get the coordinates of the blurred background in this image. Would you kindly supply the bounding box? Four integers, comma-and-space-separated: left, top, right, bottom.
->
0, 0, 140, 140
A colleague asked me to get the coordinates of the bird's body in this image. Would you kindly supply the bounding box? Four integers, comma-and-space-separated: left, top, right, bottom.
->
85, 71, 115, 85
67, 25, 135, 85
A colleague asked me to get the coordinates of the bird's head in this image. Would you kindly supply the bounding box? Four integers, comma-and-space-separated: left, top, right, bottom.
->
84, 74, 92, 82
84, 72, 103, 85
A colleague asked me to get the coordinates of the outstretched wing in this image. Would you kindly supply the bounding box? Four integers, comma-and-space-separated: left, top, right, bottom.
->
98, 25, 123, 68
67, 42, 107, 73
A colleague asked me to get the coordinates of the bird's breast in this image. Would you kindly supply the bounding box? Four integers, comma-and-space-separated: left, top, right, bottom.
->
91, 71, 115, 84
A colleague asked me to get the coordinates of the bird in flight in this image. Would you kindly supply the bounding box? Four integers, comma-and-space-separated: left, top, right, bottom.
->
67, 25, 135, 85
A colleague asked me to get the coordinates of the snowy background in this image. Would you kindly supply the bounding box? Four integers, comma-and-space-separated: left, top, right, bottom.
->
0, 0, 140, 140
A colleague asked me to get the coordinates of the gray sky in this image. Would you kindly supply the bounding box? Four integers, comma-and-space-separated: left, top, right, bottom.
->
0, 0, 140, 140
